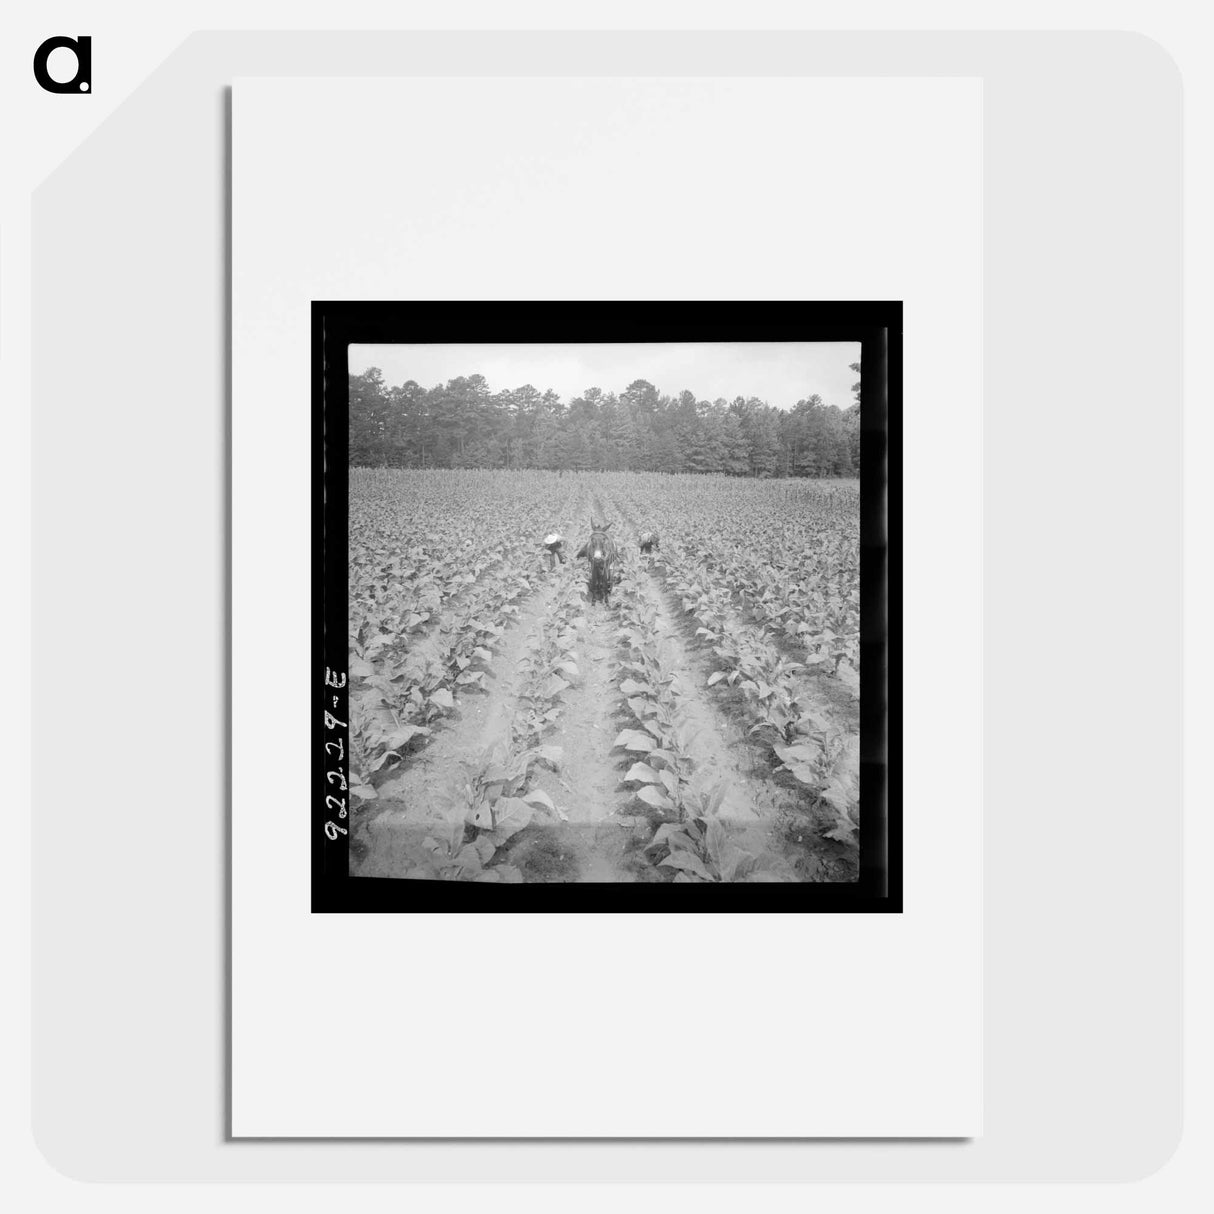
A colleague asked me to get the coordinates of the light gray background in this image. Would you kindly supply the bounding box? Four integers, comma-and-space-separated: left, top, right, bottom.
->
32, 31, 1180, 1180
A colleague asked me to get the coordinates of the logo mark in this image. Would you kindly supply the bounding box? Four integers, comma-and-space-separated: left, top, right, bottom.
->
33, 36, 91, 94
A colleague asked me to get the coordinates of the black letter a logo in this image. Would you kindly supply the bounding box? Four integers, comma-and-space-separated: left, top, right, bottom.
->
33, 36, 92, 94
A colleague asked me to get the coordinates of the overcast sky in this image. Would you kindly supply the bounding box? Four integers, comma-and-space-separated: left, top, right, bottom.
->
348, 341, 860, 412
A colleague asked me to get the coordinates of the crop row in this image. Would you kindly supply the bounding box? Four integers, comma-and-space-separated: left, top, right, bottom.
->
607, 544, 797, 882
654, 543, 860, 848
401, 563, 589, 881
347, 470, 579, 798
605, 472, 860, 693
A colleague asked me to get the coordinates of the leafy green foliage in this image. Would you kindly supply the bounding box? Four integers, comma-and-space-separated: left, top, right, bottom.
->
350, 369, 860, 476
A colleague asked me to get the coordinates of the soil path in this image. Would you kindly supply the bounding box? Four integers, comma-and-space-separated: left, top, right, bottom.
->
551, 600, 623, 826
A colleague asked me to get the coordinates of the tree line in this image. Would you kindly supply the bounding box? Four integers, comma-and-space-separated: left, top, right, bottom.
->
349, 366, 861, 477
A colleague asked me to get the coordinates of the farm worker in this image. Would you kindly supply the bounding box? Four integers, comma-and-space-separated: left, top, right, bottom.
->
542, 531, 567, 570
638, 530, 660, 555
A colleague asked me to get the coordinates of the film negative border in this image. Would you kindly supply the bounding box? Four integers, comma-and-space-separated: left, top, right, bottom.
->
312, 301, 901, 912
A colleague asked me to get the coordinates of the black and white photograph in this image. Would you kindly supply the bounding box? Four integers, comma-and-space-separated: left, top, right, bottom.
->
314, 302, 898, 906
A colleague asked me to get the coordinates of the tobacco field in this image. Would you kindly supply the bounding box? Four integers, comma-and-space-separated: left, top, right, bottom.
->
348, 469, 862, 884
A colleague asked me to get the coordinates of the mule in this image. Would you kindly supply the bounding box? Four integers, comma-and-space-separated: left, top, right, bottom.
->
577, 519, 618, 605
